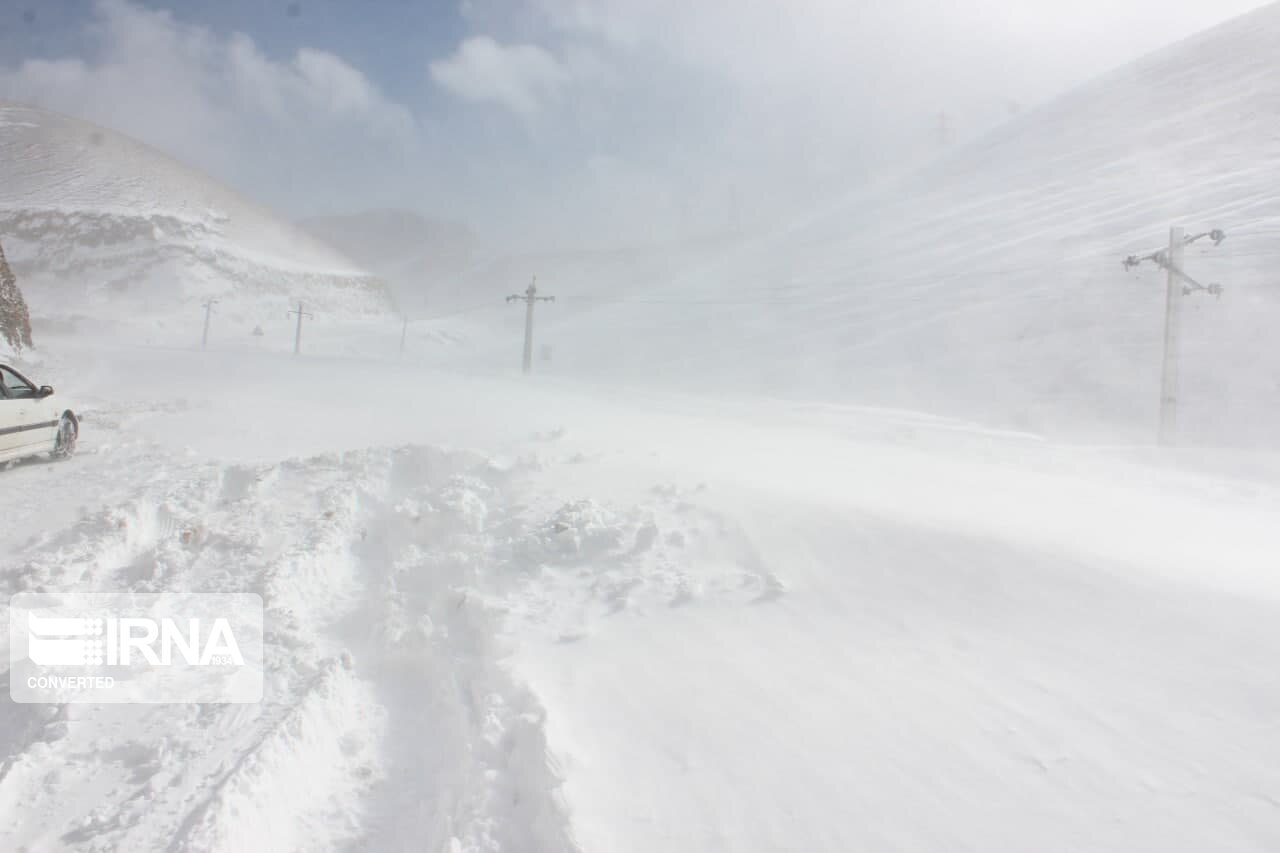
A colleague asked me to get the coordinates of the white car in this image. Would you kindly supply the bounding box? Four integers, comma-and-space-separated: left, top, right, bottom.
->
0, 363, 78, 463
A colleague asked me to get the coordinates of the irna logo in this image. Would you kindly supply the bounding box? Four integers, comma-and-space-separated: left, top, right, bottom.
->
11, 593, 263, 704
27, 611, 245, 667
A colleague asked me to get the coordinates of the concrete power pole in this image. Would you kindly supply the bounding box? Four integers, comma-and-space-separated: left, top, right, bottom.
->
287, 301, 314, 356
200, 298, 218, 350
507, 277, 555, 374
1158, 227, 1185, 445
1123, 227, 1225, 446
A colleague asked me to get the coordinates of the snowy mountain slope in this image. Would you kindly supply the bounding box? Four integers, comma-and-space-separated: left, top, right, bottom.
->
527, 2, 1280, 444
0, 104, 393, 341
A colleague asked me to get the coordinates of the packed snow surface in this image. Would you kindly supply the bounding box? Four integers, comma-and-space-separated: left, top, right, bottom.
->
1, 338, 1278, 852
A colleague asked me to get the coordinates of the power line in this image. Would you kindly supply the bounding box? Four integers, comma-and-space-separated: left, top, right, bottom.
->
553, 261, 1064, 309
414, 251, 1266, 323
420, 226, 1271, 319
1194, 250, 1280, 259
565, 297, 847, 306
414, 300, 508, 321
1214, 226, 1280, 236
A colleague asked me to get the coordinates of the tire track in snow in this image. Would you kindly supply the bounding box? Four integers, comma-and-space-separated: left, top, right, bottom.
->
336, 449, 577, 853
0, 448, 226, 836
0, 451, 381, 850
165, 658, 382, 853
0, 445, 579, 852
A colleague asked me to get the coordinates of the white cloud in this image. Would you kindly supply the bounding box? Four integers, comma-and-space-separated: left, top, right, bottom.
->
430, 36, 570, 116
1, 0, 1267, 252
451, 0, 1274, 247
294, 49, 401, 125
224, 37, 415, 140
0, 0, 416, 174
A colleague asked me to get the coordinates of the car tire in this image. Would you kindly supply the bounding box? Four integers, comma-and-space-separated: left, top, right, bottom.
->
52, 414, 78, 460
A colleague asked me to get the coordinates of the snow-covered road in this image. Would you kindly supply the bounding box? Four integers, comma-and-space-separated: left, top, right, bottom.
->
3, 341, 1279, 851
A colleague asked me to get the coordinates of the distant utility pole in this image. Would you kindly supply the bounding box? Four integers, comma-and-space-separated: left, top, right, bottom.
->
200, 298, 218, 350
936, 111, 953, 146
507, 277, 555, 374
400, 316, 409, 360
287, 301, 314, 356
1124, 227, 1225, 445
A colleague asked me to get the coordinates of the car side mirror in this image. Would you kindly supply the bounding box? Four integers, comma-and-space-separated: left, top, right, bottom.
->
37, 386, 53, 399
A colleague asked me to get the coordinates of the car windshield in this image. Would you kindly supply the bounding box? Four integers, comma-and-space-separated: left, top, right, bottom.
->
1, 3, 1278, 851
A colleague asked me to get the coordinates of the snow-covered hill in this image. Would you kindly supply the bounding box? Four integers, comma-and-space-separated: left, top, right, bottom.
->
530, 3, 1280, 445
0, 104, 393, 344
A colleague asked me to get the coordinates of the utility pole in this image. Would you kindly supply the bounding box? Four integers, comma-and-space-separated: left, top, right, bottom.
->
200, 298, 218, 350
1158, 227, 1184, 445
507, 277, 554, 374
399, 316, 409, 360
936, 111, 953, 146
1123, 227, 1225, 446
287, 301, 313, 356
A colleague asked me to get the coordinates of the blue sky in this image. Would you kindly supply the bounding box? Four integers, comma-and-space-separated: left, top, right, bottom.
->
0, 0, 1271, 250
4, 1, 466, 103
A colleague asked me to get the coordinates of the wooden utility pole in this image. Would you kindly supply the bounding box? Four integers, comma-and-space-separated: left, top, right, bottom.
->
1158, 227, 1184, 446
287, 301, 313, 356
200, 298, 218, 350
507, 277, 554, 374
